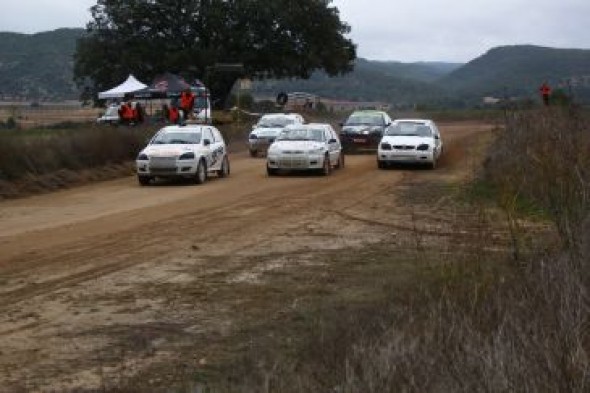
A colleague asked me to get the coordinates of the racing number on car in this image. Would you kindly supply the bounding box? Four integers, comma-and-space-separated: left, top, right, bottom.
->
209, 146, 224, 167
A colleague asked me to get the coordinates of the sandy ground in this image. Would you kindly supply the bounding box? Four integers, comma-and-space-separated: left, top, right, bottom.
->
0, 122, 493, 391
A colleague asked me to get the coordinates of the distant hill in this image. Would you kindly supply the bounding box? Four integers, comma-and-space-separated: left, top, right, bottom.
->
1, 29, 590, 106
250, 58, 461, 106
440, 45, 590, 102
0, 28, 85, 100
356, 59, 462, 83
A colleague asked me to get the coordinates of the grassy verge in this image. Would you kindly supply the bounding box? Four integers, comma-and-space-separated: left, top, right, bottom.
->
0, 117, 252, 199
188, 107, 589, 392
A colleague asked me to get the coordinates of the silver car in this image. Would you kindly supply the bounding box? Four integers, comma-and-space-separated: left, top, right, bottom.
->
248, 113, 304, 157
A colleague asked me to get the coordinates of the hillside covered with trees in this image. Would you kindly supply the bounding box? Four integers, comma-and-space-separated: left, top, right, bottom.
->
0, 28, 84, 101
440, 45, 590, 103
1, 28, 590, 106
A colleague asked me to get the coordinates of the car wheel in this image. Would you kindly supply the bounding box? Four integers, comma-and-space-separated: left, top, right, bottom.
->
217, 155, 230, 178
249, 149, 258, 158
138, 175, 152, 186
321, 154, 331, 176
267, 165, 278, 176
335, 153, 345, 169
195, 159, 207, 184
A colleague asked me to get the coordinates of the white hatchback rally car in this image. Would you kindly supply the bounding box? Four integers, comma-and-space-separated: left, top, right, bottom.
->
266, 123, 344, 176
136, 125, 229, 185
377, 119, 443, 169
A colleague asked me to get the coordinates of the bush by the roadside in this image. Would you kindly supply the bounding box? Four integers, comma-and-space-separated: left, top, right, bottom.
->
194, 107, 589, 393
483, 107, 590, 249
0, 124, 154, 182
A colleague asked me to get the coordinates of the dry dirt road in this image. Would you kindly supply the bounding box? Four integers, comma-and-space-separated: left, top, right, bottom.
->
0, 122, 493, 391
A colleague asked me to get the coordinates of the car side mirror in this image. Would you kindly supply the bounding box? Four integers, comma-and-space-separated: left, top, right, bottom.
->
328, 138, 337, 144
434, 135, 440, 140
203, 139, 211, 146
339, 122, 344, 127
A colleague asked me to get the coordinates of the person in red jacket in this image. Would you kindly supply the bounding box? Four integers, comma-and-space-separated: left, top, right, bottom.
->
118, 101, 134, 125
539, 82, 552, 106
169, 104, 180, 124
180, 88, 195, 121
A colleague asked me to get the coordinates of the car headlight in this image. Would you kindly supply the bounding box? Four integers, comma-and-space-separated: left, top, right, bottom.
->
362, 129, 370, 135
178, 152, 195, 160
249, 133, 258, 140
417, 144, 430, 151
380, 143, 392, 151
137, 153, 149, 160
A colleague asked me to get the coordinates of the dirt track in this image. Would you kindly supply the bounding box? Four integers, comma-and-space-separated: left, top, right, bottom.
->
0, 122, 493, 391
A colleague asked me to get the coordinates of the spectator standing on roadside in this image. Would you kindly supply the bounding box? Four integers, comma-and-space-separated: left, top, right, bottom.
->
169, 103, 180, 124
180, 88, 196, 121
539, 82, 552, 106
118, 99, 134, 125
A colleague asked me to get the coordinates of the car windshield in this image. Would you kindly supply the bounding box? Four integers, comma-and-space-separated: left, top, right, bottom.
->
345, 114, 384, 126
151, 131, 202, 145
257, 117, 294, 128
385, 123, 432, 137
277, 128, 324, 142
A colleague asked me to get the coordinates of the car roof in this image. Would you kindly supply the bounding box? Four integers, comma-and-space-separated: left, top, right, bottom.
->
350, 110, 388, 115
392, 119, 434, 125
307, 123, 331, 128
261, 113, 300, 118
159, 125, 208, 133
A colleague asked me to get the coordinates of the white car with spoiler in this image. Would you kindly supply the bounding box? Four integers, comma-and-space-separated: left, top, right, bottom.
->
136, 125, 229, 185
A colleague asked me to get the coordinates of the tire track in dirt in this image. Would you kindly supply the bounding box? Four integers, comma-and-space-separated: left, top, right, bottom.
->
0, 151, 382, 307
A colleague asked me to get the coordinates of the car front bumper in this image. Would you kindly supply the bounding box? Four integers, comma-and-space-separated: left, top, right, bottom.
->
267, 153, 325, 170
378, 150, 435, 164
136, 158, 200, 178
340, 133, 381, 151
248, 138, 276, 152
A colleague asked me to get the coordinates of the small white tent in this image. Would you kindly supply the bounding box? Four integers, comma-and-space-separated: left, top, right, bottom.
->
98, 75, 148, 99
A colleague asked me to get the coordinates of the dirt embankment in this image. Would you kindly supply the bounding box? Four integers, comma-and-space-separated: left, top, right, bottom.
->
0, 122, 493, 391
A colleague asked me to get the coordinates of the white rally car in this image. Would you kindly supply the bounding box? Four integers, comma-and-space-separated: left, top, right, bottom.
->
136, 125, 229, 185
266, 123, 344, 176
377, 119, 443, 169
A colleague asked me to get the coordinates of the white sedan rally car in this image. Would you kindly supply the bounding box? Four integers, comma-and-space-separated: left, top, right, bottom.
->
377, 119, 443, 169
266, 123, 344, 176
136, 125, 229, 185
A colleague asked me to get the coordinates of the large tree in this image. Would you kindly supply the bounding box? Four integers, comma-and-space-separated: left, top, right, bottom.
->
74, 0, 356, 107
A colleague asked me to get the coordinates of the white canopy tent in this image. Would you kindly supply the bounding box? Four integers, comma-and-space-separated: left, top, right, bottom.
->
98, 74, 148, 99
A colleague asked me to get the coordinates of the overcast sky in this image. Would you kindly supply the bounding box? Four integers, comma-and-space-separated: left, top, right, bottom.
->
1, 0, 589, 63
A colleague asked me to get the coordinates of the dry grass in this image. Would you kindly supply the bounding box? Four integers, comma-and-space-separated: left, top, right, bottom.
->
192, 107, 589, 393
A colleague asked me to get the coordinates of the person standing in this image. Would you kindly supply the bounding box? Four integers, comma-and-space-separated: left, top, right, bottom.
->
180, 88, 196, 121
539, 82, 552, 106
